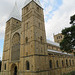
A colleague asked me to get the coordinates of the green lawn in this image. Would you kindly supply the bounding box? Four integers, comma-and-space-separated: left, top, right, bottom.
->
0, 72, 1, 75
63, 71, 75, 75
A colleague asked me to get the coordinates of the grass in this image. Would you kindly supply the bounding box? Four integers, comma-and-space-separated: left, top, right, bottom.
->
63, 71, 75, 75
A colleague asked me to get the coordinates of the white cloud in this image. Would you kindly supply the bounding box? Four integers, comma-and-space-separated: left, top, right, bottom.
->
0, 0, 75, 60
45, 0, 75, 41
0, 16, 8, 39
0, 0, 75, 41
0, 51, 3, 60
0, 0, 24, 40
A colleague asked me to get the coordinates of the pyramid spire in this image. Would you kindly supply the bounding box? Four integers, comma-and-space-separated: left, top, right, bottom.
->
8, 2, 21, 21
24, 0, 42, 8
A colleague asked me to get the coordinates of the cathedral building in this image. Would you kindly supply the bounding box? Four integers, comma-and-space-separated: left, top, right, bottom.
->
54, 33, 64, 43
1, 0, 75, 75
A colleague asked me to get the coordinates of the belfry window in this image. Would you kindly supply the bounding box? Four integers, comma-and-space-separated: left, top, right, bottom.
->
40, 36, 43, 43
60, 36, 62, 38
37, 7, 39, 12
26, 37, 28, 43
39, 23, 40, 27
26, 7, 28, 12
26, 61, 30, 70
49, 60, 52, 69
74, 52, 75, 56
27, 23, 28, 29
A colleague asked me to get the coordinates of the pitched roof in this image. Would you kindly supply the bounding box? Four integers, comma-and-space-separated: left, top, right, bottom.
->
24, 0, 42, 7
48, 49, 73, 56
8, 2, 21, 21
47, 40, 60, 47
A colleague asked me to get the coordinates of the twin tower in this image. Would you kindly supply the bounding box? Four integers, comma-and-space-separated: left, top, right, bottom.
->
1, 0, 49, 75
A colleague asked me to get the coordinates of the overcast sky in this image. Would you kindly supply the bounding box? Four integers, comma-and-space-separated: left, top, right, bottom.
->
0, 0, 75, 59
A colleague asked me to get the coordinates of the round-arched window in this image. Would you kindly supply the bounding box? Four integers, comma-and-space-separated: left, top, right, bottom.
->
49, 60, 52, 69
11, 33, 20, 61
26, 61, 30, 70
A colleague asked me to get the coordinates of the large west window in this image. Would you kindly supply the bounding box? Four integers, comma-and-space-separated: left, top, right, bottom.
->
11, 33, 20, 61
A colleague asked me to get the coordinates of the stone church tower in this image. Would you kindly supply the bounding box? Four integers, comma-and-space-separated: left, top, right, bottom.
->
1, 0, 49, 75
2, 0, 75, 75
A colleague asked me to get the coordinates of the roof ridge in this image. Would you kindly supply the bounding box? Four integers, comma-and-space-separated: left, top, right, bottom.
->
23, 0, 42, 8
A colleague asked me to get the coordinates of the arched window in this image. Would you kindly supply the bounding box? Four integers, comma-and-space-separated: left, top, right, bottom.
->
11, 33, 20, 61
27, 23, 28, 29
60, 36, 62, 38
69, 60, 71, 66
49, 60, 52, 69
26, 61, 30, 70
62, 60, 64, 67
72, 60, 74, 65
40, 36, 43, 43
26, 37, 28, 43
37, 7, 39, 12
26, 7, 28, 12
39, 23, 40, 27
66, 59, 68, 67
5, 63, 6, 70
56, 60, 59, 68
12, 33, 20, 45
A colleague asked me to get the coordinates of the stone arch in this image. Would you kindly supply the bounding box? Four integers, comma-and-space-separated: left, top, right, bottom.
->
12, 33, 20, 45
11, 33, 20, 61
11, 64, 17, 75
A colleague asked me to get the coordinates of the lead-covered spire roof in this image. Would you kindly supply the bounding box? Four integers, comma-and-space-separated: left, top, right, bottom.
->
8, 2, 21, 21
24, 0, 42, 7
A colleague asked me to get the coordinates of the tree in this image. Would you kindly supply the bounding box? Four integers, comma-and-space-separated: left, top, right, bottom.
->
70, 14, 75, 25
60, 14, 75, 53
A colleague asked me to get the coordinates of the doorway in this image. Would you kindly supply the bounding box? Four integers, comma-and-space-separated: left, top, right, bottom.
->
14, 66, 17, 75
11, 64, 17, 75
